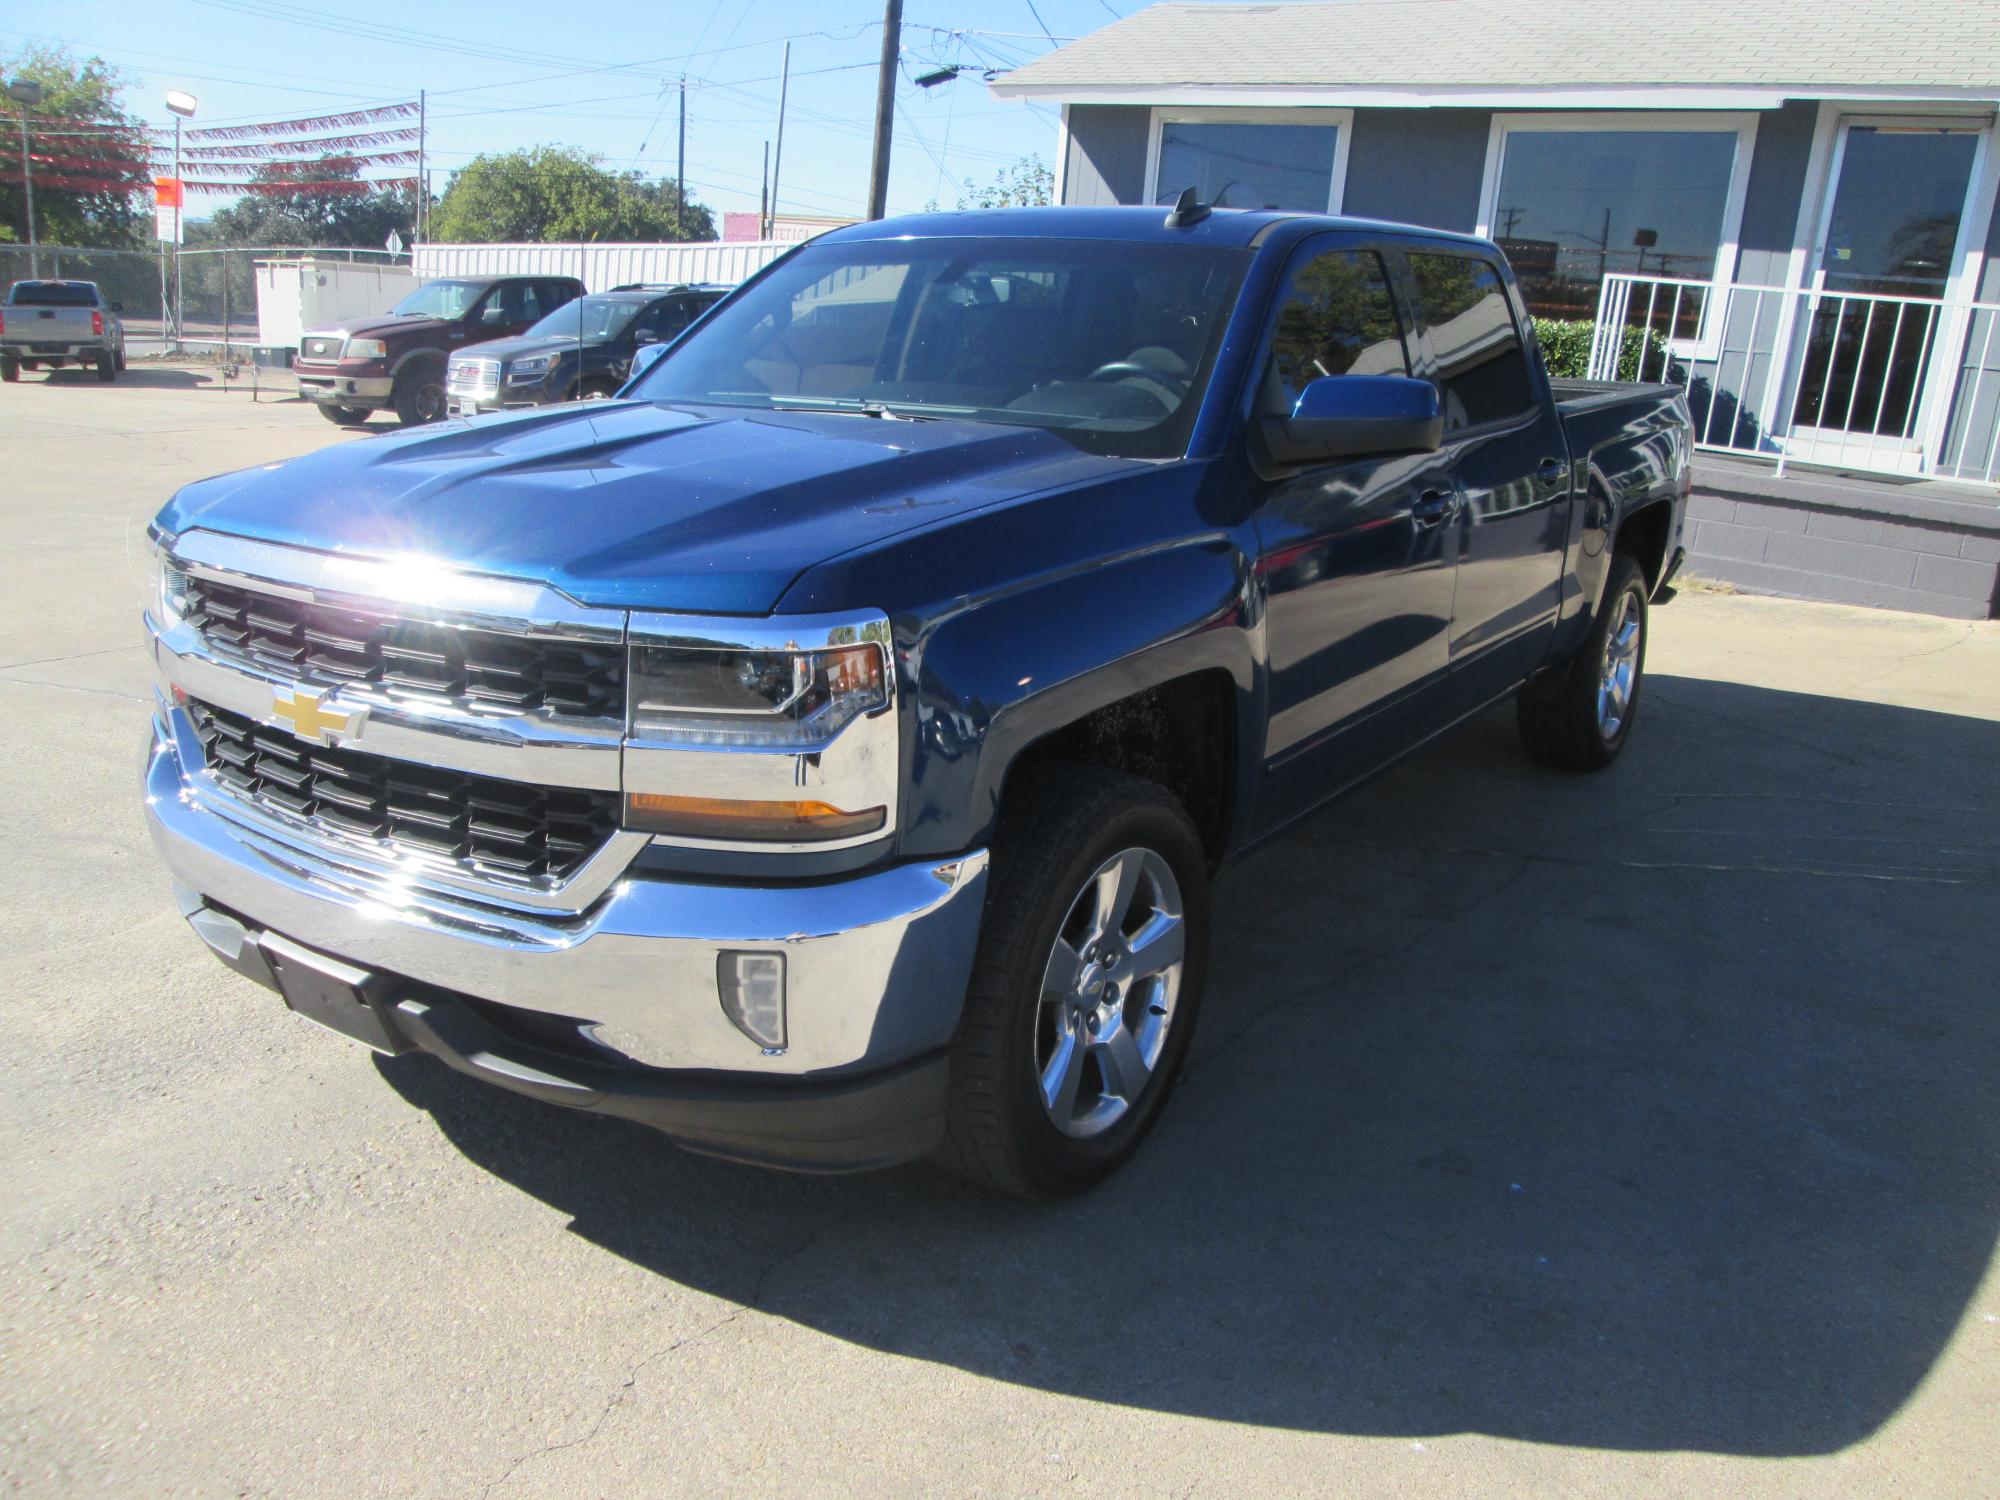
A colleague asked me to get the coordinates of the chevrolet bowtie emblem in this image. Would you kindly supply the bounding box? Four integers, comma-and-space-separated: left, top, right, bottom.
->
271, 685, 361, 746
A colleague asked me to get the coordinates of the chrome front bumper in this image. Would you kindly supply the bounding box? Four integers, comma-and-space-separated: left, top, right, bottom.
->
145, 710, 990, 1079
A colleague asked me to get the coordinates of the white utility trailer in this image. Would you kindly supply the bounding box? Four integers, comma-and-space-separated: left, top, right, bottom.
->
254, 257, 419, 352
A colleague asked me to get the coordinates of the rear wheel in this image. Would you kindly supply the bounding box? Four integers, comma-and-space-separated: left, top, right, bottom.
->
1518, 553, 1650, 772
392, 360, 448, 426
115, 347, 127, 371
317, 404, 369, 427
0, 359, 17, 383
938, 767, 1209, 1198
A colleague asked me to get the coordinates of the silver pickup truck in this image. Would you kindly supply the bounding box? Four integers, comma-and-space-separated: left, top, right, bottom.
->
2, 280, 127, 382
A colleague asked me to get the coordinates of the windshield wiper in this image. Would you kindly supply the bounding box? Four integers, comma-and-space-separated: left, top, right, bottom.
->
767, 397, 956, 423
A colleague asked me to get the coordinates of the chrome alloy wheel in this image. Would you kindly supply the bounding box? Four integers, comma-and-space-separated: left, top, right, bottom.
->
1596, 589, 1643, 740
1036, 847, 1186, 1139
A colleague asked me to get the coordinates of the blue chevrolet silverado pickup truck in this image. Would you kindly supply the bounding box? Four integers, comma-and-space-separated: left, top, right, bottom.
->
143, 205, 1690, 1197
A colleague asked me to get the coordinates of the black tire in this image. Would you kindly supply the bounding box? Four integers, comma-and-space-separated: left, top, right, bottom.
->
1518, 553, 1650, 772
317, 404, 369, 427
392, 359, 448, 426
938, 766, 1211, 1198
96, 351, 116, 382
578, 379, 618, 401
115, 348, 127, 371
0, 359, 16, 383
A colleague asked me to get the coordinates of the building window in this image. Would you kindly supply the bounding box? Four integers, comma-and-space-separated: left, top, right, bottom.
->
1152, 114, 1346, 212
1481, 118, 1752, 320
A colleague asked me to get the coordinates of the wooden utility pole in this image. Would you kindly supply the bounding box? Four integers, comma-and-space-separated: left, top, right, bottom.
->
675, 79, 686, 238
865, 0, 904, 220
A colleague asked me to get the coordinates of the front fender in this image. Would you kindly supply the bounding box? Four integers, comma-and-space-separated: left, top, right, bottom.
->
900, 535, 1258, 860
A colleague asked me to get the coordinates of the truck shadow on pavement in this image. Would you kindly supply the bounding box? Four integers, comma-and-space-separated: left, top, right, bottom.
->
34, 365, 210, 389
378, 673, 2000, 1457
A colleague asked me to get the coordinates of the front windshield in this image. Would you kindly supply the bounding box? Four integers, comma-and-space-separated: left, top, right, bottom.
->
526, 296, 640, 342
391, 280, 482, 319
628, 238, 1250, 458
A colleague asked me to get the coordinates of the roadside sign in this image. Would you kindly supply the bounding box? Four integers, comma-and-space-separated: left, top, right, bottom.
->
154, 177, 184, 244
384, 230, 405, 255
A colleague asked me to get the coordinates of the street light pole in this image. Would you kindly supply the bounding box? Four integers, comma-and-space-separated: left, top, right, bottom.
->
164, 90, 196, 352
4, 79, 43, 278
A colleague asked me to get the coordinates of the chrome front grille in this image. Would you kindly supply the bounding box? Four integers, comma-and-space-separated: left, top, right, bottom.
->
189, 699, 618, 881
185, 575, 624, 720
449, 358, 499, 392
300, 335, 342, 360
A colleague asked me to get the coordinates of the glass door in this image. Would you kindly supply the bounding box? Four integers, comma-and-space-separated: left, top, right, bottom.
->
1790, 123, 1980, 447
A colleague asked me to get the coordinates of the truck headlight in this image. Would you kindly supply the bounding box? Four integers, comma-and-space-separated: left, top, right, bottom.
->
152, 540, 190, 631
628, 639, 888, 749
345, 338, 387, 359
509, 354, 555, 381
623, 635, 893, 842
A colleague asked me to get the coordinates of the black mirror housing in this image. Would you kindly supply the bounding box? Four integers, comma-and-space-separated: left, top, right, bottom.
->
1263, 374, 1444, 464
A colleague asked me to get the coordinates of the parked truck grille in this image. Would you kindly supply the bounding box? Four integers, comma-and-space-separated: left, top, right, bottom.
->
185, 575, 624, 719
188, 699, 618, 881
300, 336, 342, 360
449, 358, 499, 392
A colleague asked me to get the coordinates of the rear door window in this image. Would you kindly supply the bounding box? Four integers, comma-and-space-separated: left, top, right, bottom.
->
1406, 252, 1536, 429
1267, 248, 1409, 407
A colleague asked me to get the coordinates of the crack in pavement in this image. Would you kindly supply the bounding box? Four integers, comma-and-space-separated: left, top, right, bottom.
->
471, 1209, 859, 1499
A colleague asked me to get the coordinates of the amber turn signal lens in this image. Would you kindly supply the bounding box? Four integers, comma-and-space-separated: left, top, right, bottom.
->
624, 792, 887, 842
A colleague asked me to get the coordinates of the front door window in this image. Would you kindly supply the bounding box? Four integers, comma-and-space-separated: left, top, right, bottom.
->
1791, 125, 1979, 438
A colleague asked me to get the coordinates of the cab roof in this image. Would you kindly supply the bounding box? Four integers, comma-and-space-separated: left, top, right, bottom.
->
819, 204, 1495, 252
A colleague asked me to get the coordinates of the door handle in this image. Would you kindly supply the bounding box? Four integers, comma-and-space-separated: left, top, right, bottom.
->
1536, 457, 1567, 486
1411, 489, 1457, 524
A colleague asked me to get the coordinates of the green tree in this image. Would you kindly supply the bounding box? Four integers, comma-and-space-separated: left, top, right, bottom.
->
933, 155, 1052, 212
197, 156, 411, 248
1, 43, 152, 249
430, 146, 714, 243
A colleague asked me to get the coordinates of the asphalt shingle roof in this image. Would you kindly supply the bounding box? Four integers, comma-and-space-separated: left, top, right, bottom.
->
993, 0, 2000, 91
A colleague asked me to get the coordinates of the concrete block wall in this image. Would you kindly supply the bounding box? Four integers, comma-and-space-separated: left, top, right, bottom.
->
1686, 465, 2000, 619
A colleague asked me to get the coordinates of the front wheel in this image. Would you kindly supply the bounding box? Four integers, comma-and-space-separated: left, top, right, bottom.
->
392, 362, 448, 426
317, 404, 369, 427
1518, 553, 1650, 771
96, 351, 116, 382
938, 767, 1210, 1198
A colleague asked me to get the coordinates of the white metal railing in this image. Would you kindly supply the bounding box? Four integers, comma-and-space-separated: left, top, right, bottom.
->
1587, 273, 2000, 488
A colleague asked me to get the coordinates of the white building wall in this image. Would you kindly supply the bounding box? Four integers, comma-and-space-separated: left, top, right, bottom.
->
411, 240, 790, 291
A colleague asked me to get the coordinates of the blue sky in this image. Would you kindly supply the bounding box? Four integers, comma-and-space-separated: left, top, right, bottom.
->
3, 0, 1122, 224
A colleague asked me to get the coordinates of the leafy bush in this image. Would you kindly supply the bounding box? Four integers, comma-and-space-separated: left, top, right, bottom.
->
1532, 317, 1676, 383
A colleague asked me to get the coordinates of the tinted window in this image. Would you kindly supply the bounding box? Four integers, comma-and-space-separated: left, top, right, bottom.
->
1156, 121, 1339, 212
8, 282, 99, 307
633, 298, 693, 341
631, 239, 1251, 460
1492, 129, 1738, 319
1407, 253, 1535, 429
392, 280, 482, 319
1268, 249, 1406, 406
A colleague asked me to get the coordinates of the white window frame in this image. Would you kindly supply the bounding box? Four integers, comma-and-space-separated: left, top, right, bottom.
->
1475, 111, 1760, 357
1143, 106, 1354, 214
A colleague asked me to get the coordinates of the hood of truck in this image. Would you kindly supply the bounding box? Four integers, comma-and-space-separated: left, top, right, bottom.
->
305, 313, 453, 345
451, 333, 598, 367
156, 398, 1141, 615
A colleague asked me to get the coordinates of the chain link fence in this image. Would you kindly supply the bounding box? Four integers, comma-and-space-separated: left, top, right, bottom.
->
2, 244, 407, 353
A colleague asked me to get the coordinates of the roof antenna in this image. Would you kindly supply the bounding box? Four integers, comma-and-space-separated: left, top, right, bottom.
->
1163, 185, 1211, 229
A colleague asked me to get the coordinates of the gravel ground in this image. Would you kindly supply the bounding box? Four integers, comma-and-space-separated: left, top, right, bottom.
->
4, 367, 1998, 1498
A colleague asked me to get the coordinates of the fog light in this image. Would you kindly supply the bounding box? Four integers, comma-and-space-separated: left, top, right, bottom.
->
718, 951, 787, 1052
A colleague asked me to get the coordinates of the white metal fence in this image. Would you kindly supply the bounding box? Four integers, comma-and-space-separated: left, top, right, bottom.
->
412, 239, 790, 292
1588, 272, 2000, 488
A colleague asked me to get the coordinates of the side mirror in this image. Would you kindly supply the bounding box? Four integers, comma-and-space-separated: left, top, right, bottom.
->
622, 341, 671, 391
1263, 374, 1443, 464
633, 328, 661, 345
112, 301, 124, 313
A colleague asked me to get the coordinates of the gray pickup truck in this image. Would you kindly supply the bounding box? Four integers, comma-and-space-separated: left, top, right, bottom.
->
2, 280, 127, 382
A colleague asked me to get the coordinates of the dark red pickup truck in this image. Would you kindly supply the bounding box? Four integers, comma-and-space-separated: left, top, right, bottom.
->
294, 274, 584, 426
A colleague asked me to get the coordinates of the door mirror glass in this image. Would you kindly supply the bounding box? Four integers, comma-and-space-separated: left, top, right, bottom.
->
1265, 374, 1443, 463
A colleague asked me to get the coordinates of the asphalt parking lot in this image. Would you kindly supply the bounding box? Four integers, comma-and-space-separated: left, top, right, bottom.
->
4, 366, 1998, 1497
